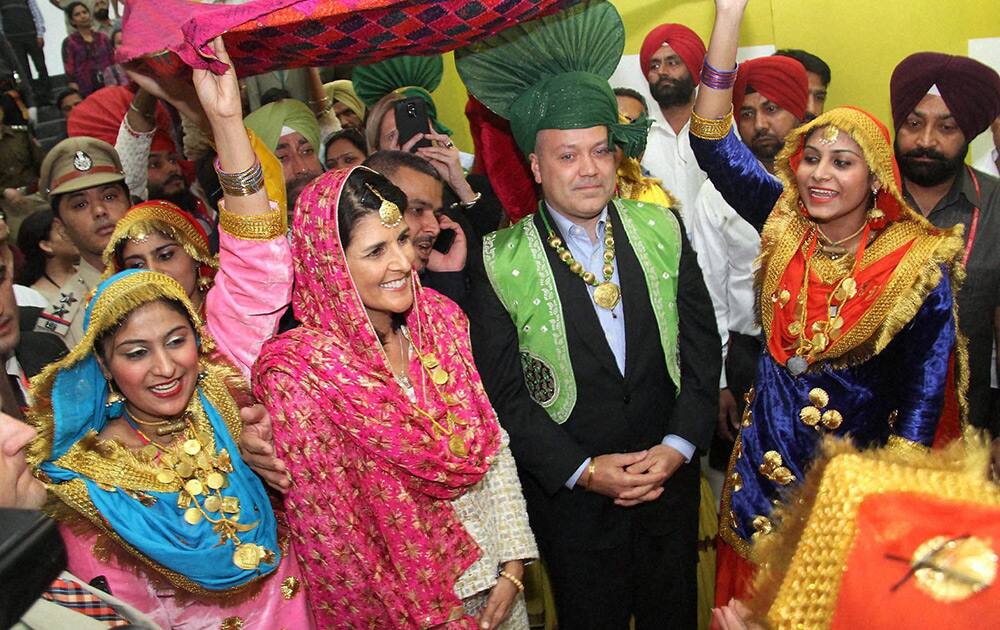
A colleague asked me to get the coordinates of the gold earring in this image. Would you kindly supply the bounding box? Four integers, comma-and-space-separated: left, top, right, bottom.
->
105, 381, 124, 408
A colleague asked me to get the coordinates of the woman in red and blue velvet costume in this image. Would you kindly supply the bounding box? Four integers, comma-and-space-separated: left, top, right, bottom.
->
689, 0, 969, 605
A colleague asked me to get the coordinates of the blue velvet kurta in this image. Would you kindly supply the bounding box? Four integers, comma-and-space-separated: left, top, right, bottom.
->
690, 130, 956, 555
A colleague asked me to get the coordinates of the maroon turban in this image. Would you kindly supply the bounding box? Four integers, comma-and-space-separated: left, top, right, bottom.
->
890, 52, 1000, 141
640, 23, 706, 85
733, 56, 809, 121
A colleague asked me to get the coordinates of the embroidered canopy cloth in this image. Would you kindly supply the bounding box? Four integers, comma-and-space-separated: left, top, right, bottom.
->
116, 0, 583, 77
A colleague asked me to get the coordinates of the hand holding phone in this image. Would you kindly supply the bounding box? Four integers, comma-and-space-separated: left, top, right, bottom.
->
394, 97, 433, 151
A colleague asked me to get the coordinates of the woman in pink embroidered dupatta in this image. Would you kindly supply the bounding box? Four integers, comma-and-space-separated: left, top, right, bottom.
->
252, 166, 536, 629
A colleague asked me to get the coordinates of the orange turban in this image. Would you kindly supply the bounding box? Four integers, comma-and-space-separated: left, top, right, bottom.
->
733, 56, 809, 121
639, 23, 706, 84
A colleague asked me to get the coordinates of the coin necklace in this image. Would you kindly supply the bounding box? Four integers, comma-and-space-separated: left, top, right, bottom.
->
540, 209, 621, 311
123, 411, 271, 571
783, 221, 872, 376
399, 326, 468, 458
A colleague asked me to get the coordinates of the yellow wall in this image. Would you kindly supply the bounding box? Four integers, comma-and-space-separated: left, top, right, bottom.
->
431, 0, 998, 153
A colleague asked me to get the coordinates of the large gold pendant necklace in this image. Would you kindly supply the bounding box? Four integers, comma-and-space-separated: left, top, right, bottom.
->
125, 410, 272, 571
541, 210, 621, 311
784, 221, 872, 376
399, 326, 469, 458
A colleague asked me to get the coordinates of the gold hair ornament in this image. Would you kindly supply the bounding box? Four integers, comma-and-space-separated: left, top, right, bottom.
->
365, 183, 402, 228
819, 125, 840, 145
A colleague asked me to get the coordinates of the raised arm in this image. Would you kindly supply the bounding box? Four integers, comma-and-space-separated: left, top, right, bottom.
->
688, 0, 780, 231
189, 38, 292, 377
194, 38, 268, 218
693, 0, 747, 120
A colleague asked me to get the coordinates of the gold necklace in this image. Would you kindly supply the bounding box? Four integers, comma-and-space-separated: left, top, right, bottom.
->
816, 221, 867, 258
785, 225, 867, 376
541, 210, 621, 310
400, 327, 468, 458
127, 409, 187, 437
129, 406, 272, 571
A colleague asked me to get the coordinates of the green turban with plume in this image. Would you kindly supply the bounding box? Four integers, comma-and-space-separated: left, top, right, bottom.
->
352, 55, 452, 136
243, 99, 321, 155
456, 0, 649, 157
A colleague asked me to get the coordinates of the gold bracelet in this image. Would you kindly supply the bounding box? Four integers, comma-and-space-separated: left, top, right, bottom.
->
690, 107, 734, 141
498, 569, 524, 592
583, 461, 596, 490
219, 207, 285, 240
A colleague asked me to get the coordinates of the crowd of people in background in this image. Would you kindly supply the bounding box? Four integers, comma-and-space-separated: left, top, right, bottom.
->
1, 0, 1000, 628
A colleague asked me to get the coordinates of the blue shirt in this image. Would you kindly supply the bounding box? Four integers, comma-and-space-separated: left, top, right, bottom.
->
545, 204, 695, 489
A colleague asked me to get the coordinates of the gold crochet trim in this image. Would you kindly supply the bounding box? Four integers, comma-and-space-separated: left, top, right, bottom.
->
31, 361, 251, 596
689, 107, 734, 141
27, 271, 212, 467
101, 202, 217, 280
757, 111, 968, 375
219, 207, 285, 241
884, 435, 930, 461
748, 436, 1000, 629
757, 213, 965, 373
719, 426, 753, 559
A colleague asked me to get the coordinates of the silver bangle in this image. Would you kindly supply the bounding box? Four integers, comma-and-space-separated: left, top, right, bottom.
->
458, 191, 482, 209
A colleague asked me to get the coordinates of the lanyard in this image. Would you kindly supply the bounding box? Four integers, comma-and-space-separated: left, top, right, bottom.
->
962, 165, 981, 267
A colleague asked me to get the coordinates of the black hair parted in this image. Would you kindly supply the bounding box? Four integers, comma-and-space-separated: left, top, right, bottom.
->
336, 168, 408, 250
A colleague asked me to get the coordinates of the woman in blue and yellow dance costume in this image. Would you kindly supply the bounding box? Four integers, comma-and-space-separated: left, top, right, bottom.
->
689, 0, 968, 605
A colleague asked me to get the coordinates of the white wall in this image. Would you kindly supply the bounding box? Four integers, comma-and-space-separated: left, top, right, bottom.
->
37, 1, 71, 76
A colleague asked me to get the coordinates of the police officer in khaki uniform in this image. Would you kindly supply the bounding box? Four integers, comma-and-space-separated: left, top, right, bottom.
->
37, 136, 129, 346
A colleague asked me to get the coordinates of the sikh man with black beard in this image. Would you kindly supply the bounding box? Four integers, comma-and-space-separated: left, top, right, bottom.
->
638, 23, 709, 211
890, 52, 1000, 468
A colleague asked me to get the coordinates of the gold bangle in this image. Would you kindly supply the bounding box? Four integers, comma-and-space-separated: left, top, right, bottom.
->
583, 461, 596, 489
690, 107, 734, 141
498, 569, 524, 592
219, 207, 285, 240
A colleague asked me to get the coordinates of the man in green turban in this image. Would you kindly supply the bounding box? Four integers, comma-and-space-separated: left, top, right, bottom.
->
458, 2, 720, 627
244, 99, 322, 219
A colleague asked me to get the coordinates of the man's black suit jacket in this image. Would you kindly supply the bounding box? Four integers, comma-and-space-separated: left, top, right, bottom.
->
17, 306, 69, 378
469, 203, 721, 548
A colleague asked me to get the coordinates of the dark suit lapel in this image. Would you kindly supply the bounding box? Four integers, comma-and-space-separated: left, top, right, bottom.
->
610, 203, 650, 382
533, 209, 622, 379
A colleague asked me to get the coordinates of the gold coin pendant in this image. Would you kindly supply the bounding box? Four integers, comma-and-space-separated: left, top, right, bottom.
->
431, 368, 449, 385
448, 434, 468, 458
184, 507, 203, 525
593, 282, 621, 310
233, 543, 262, 570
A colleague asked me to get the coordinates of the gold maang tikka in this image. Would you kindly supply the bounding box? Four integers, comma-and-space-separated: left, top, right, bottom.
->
366, 183, 402, 228
819, 125, 840, 145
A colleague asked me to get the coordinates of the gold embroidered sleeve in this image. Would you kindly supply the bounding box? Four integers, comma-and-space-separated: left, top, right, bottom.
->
219, 202, 286, 241
690, 108, 734, 141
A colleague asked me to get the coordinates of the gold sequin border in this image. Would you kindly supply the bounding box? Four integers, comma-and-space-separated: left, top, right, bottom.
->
219, 207, 285, 241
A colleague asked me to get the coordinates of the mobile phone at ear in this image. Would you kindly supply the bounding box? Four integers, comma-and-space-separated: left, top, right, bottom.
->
433, 228, 456, 254
394, 97, 433, 151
